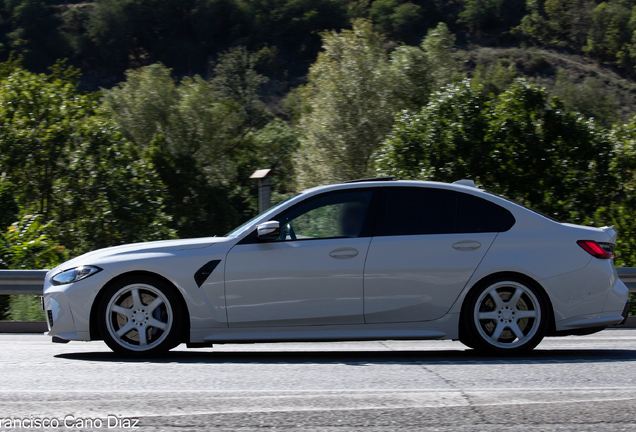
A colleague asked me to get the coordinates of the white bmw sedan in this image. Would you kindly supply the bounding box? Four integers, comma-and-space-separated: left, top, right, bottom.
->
43, 178, 630, 356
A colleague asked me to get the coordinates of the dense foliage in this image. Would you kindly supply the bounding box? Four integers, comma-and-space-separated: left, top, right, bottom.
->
376, 79, 615, 223
100, 50, 299, 237
0, 213, 68, 320
0, 61, 175, 253
0, 0, 631, 86
295, 20, 460, 188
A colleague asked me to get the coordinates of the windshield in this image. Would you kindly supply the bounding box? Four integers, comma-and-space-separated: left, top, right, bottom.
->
225, 194, 300, 237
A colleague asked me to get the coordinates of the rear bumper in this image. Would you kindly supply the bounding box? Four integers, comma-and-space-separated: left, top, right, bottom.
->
554, 278, 630, 331
619, 299, 631, 325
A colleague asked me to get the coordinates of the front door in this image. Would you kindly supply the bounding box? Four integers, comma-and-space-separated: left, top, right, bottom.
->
225, 189, 377, 327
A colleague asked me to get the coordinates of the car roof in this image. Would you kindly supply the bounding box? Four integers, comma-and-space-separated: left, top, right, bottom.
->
301, 179, 485, 196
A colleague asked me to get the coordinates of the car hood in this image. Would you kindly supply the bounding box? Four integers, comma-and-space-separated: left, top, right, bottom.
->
52, 237, 232, 272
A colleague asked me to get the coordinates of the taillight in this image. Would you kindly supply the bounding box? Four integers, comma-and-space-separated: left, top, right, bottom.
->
577, 240, 615, 259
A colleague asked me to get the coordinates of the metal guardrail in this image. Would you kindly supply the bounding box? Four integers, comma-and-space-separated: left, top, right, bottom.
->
617, 267, 636, 292
0, 270, 48, 295
0, 268, 635, 296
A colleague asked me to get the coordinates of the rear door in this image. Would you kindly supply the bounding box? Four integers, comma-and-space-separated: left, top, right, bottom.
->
363, 187, 515, 323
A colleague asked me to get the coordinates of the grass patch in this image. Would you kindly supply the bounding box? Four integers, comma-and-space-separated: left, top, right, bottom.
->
6, 295, 45, 321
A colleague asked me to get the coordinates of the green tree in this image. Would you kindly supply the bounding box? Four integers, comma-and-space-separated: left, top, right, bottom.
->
369, 0, 422, 41
146, 135, 241, 238
458, 0, 505, 35
87, 0, 203, 70
0, 176, 18, 231
487, 79, 613, 220
295, 19, 396, 188
377, 78, 614, 223
0, 61, 175, 255
0, 213, 68, 321
5, 0, 66, 70
0, 62, 85, 216
418, 21, 462, 91
584, 1, 633, 64
244, 0, 349, 61
103, 53, 271, 184
517, 0, 596, 48
53, 116, 175, 253
596, 116, 636, 266
471, 58, 519, 95
376, 79, 492, 182
81, 0, 349, 76
102, 50, 298, 236
0, 213, 67, 271
209, 46, 273, 154
295, 20, 460, 188
102, 62, 243, 236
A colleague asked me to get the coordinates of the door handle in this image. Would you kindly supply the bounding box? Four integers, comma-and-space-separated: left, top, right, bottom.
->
329, 248, 359, 259
452, 241, 481, 251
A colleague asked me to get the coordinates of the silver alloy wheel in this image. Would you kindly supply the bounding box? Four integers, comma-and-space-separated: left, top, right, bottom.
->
105, 283, 173, 352
473, 281, 541, 349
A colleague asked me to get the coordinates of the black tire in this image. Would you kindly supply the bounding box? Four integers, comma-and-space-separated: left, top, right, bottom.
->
458, 331, 475, 350
97, 275, 184, 357
460, 276, 549, 355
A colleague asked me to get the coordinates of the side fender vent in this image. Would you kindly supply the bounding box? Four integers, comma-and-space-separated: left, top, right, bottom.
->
194, 260, 221, 287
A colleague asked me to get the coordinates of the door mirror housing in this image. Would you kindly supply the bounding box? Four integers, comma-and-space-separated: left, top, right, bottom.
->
256, 221, 280, 241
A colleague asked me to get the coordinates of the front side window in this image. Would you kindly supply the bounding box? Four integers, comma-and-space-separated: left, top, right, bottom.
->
274, 190, 374, 241
225, 194, 299, 237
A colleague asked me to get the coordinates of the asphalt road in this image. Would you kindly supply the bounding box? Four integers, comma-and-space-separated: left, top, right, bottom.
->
1, 330, 636, 431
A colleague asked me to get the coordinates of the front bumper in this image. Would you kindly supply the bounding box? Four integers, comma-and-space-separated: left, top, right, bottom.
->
42, 269, 113, 341
42, 292, 85, 340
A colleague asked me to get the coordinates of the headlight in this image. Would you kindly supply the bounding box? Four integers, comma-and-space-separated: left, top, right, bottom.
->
51, 266, 102, 286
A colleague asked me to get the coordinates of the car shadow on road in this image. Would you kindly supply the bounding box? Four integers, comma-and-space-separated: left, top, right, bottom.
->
55, 348, 636, 365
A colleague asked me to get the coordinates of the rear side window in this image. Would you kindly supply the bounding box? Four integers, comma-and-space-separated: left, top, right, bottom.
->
457, 193, 516, 233
378, 188, 515, 236
381, 188, 457, 236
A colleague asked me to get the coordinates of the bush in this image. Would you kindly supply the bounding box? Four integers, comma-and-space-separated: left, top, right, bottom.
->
376, 78, 614, 223
0, 213, 67, 321
7, 295, 44, 321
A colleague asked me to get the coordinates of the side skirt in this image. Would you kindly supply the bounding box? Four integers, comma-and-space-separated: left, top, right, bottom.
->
193, 313, 460, 344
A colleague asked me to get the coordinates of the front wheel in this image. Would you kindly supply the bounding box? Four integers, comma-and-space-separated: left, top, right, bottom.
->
97, 276, 184, 357
461, 277, 549, 355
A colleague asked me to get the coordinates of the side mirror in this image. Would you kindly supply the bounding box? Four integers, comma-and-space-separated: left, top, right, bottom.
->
256, 221, 280, 241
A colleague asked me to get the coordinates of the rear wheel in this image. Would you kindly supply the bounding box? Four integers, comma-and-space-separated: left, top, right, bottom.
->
98, 276, 183, 357
461, 277, 549, 355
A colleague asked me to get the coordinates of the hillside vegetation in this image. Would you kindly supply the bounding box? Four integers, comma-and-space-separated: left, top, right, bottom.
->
3, 0, 636, 317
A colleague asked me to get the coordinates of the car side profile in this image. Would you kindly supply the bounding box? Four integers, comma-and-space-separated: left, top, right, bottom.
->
42, 178, 631, 356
